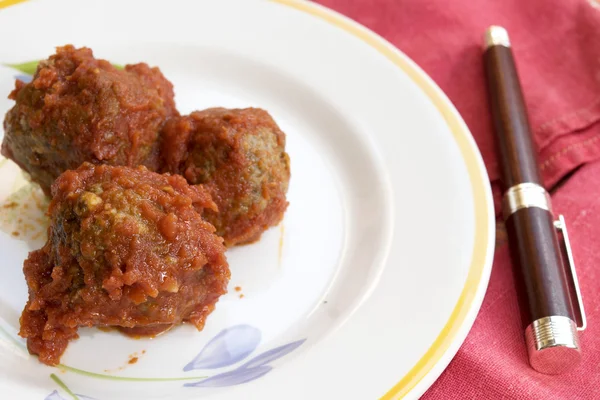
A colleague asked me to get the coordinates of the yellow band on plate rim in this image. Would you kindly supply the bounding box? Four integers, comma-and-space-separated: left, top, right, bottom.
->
0, 0, 26, 10
0, 0, 493, 398
270, 0, 492, 399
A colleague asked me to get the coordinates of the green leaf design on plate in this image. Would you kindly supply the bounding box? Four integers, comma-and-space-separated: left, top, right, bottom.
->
50, 374, 80, 400
4, 60, 39, 75
3, 60, 124, 75
59, 364, 208, 382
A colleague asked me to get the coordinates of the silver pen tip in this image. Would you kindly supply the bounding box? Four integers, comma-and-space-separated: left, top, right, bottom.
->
484, 25, 511, 49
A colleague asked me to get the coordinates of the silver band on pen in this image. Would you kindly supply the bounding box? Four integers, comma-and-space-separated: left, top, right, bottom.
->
502, 182, 551, 220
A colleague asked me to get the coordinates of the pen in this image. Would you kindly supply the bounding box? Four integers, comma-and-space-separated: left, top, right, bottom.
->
483, 26, 587, 375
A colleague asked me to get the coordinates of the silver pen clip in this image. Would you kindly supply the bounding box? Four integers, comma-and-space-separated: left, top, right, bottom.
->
554, 215, 587, 331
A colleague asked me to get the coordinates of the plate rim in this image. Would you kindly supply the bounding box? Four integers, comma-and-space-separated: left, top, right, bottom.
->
269, 0, 495, 398
0, 0, 496, 398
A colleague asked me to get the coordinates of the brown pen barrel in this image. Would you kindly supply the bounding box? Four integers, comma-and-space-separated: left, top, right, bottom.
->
505, 208, 574, 323
484, 45, 542, 189
483, 44, 575, 326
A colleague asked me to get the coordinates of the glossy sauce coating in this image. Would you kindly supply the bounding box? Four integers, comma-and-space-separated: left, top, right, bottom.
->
19, 164, 229, 365
2, 45, 178, 195
161, 108, 290, 246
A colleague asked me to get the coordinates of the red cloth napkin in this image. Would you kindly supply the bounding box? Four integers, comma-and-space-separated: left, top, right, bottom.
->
314, 0, 600, 398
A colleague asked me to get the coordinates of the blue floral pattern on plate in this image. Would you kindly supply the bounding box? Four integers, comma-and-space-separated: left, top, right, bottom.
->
184, 366, 273, 388
14, 74, 32, 83
184, 325, 262, 370
45, 390, 97, 400
36, 324, 305, 397
239, 339, 306, 369
183, 324, 306, 388
44, 391, 67, 400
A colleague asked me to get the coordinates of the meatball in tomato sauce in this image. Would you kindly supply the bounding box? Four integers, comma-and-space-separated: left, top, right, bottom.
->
2, 45, 178, 195
19, 164, 229, 366
161, 108, 290, 246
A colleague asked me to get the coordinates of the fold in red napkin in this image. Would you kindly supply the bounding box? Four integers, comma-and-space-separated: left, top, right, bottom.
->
315, 0, 600, 398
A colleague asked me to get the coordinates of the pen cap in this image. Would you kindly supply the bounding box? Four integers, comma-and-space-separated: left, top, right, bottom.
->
525, 316, 581, 375
483, 26, 544, 189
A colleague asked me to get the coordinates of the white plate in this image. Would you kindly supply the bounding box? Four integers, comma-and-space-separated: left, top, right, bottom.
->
0, 0, 495, 399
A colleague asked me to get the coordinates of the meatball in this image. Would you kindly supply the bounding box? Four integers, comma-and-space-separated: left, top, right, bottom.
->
161, 108, 290, 246
19, 163, 229, 366
2, 45, 178, 196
